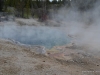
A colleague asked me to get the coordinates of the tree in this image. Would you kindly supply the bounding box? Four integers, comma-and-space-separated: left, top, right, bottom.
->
62, 0, 71, 7
26, 0, 30, 18
71, 0, 98, 11
52, 0, 58, 4
0, 0, 4, 11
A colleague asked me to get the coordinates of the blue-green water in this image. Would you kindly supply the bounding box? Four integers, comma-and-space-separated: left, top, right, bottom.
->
0, 25, 70, 48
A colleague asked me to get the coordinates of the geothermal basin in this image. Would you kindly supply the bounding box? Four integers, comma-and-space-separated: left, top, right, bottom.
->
0, 23, 70, 48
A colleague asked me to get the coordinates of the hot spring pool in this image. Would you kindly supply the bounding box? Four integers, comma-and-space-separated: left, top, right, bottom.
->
0, 25, 70, 48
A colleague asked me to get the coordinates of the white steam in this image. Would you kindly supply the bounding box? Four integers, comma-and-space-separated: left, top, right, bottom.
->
0, 22, 70, 48
51, 0, 100, 52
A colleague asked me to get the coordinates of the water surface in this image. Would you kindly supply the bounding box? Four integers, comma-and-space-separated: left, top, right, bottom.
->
0, 25, 70, 48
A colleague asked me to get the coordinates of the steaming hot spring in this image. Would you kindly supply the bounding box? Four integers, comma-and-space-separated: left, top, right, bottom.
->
0, 18, 100, 75
0, 21, 70, 49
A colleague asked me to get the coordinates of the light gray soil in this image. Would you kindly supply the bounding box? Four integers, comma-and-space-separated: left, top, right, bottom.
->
0, 39, 100, 75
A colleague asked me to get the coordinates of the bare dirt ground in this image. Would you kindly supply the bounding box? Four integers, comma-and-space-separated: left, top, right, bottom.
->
0, 38, 100, 75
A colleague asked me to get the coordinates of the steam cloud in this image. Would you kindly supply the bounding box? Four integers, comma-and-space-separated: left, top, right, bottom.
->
1, 0, 100, 52
0, 23, 70, 48
51, 0, 100, 52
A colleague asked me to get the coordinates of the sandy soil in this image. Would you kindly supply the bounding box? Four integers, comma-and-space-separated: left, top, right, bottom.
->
0, 38, 100, 75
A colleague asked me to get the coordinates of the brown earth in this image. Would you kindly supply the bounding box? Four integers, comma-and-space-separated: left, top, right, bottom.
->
0, 39, 100, 75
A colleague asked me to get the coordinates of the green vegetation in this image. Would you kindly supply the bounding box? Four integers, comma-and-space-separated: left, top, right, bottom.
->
0, 0, 98, 19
